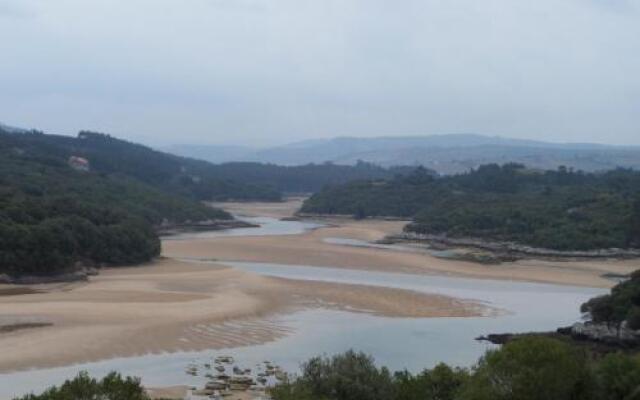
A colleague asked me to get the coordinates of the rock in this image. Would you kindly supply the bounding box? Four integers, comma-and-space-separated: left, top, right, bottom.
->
205, 381, 228, 390
570, 322, 639, 344
215, 365, 226, 372
216, 373, 230, 381
186, 366, 198, 376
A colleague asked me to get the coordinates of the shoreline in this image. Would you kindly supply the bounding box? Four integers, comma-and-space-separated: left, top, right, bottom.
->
387, 232, 640, 262
0, 199, 636, 380
164, 210, 635, 289
0, 258, 488, 373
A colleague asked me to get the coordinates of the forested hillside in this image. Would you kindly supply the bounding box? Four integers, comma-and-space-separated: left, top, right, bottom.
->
33, 130, 282, 202
0, 129, 232, 277
12, 129, 418, 198
301, 164, 640, 250
207, 161, 415, 193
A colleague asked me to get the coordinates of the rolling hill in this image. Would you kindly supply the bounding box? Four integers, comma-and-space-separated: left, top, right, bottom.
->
168, 134, 640, 174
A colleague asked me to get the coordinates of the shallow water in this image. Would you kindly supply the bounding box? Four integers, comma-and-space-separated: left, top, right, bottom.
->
0, 218, 605, 398
163, 216, 323, 240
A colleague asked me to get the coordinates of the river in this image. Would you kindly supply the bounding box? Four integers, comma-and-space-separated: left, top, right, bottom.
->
0, 216, 604, 398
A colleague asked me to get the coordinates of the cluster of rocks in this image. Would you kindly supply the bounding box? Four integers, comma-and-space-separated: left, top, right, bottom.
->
186, 355, 287, 399
385, 232, 640, 262
561, 321, 640, 346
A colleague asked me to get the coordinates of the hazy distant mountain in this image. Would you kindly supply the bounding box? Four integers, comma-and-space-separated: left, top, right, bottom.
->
170, 134, 640, 174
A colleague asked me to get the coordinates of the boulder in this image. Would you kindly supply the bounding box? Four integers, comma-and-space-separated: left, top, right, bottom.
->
205, 380, 227, 390
571, 321, 639, 344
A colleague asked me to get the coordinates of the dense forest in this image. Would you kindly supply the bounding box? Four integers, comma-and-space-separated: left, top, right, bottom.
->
301, 164, 640, 251
0, 129, 233, 277
207, 161, 416, 193
28, 130, 282, 202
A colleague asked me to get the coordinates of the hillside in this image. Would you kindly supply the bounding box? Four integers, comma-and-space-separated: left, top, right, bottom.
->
168, 134, 640, 174
8, 127, 419, 197
301, 164, 640, 251
36, 130, 282, 202
0, 129, 234, 278
204, 161, 416, 193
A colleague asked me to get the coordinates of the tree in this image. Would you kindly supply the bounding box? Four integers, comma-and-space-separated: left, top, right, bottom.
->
394, 363, 468, 400
13, 371, 150, 400
459, 337, 592, 400
271, 350, 395, 400
593, 353, 640, 400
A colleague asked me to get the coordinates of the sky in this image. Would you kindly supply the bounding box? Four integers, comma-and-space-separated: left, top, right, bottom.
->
0, 0, 639, 147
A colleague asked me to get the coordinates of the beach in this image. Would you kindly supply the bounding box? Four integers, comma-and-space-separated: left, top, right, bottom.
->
0, 259, 483, 373
0, 198, 635, 390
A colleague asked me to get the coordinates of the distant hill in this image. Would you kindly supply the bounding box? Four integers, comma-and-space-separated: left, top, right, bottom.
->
169, 134, 640, 174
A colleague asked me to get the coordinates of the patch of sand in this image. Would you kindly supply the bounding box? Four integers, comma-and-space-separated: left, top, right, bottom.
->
0, 258, 485, 373
166, 199, 638, 289
1, 199, 636, 376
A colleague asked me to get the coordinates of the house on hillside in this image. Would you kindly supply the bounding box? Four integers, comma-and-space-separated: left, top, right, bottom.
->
68, 156, 90, 172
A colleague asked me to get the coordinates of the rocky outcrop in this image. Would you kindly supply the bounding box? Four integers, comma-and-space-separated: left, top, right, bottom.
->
567, 321, 640, 345
388, 232, 640, 261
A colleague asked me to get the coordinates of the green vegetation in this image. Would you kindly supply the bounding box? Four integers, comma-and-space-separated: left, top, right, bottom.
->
302, 164, 640, 251
208, 161, 416, 193
271, 339, 640, 400
13, 372, 152, 400
582, 270, 640, 329
31, 130, 415, 200
28, 130, 282, 202
0, 129, 232, 277
0, 128, 421, 277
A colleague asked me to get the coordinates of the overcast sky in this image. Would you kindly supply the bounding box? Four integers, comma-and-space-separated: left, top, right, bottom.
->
1, 0, 638, 147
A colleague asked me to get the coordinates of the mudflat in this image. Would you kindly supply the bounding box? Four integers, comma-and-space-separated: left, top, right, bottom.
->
0, 259, 484, 372
0, 198, 635, 375
174, 200, 637, 289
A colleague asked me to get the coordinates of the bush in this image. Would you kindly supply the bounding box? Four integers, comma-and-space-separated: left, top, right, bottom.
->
13, 371, 150, 400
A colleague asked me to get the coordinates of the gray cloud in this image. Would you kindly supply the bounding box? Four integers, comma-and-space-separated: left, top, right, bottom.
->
0, 0, 638, 146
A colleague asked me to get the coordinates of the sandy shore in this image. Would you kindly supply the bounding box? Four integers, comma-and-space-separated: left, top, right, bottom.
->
171, 201, 638, 289
0, 198, 636, 387
0, 258, 485, 373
